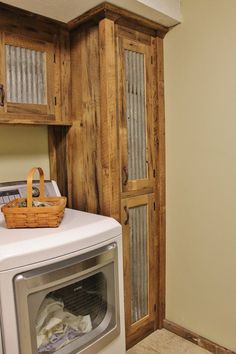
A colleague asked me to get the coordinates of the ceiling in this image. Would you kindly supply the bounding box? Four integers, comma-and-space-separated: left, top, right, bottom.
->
0, 0, 181, 27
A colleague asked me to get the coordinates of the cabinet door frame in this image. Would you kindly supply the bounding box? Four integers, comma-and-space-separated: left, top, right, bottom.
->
0, 32, 56, 120
121, 194, 157, 341
117, 36, 155, 193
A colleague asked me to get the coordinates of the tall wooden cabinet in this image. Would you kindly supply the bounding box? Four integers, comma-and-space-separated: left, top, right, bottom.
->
67, 4, 167, 348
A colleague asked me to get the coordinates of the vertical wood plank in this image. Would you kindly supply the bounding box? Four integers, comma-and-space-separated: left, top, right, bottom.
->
0, 32, 6, 113
99, 18, 120, 220
59, 29, 71, 122
48, 125, 69, 198
53, 33, 61, 120
156, 36, 166, 328
68, 26, 102, 213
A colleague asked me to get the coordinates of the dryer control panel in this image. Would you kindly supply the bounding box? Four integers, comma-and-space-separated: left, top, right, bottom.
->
0, 180, 60, 206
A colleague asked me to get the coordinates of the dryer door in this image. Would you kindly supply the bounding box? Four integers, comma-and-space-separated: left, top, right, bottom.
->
14, 243, 120, 354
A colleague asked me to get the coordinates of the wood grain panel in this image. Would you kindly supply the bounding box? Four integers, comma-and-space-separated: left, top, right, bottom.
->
68, 2, 168, 38
48, 126, 70, 198
0, 2, 65, 43
156, 36, 166, 328
68, 25, 102, 212
99, 18, 120, 220
0, 31, 6, 114
0, 5, 70, 125
117, 25, 152, 45
59, 29, 71, 122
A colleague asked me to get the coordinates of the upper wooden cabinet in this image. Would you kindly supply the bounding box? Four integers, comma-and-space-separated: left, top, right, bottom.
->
0, 33, 55, 119
0, 4, 71, 125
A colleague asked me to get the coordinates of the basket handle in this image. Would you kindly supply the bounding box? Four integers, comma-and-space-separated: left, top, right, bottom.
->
27, 167, 45, 207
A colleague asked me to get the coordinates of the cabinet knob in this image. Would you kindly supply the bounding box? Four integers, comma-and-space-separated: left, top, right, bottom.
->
0, 84, 5, 106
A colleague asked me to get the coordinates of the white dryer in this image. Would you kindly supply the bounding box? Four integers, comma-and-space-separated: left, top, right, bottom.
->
0, 180, 125, 354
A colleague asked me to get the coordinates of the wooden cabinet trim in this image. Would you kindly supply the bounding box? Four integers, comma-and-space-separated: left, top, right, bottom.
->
4, 33, 51, 52
68, 2, 168, 38
99, 18, 121, 220
155, 36, 166, 328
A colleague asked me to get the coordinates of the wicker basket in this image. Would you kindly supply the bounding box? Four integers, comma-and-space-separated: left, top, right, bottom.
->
1, 167, 67, 229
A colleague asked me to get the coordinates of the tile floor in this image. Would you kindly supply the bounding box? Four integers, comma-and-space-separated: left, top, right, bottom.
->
127, 329, 212, 354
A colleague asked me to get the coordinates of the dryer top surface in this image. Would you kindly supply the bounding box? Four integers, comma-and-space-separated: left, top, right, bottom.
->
0, 208, 121, 271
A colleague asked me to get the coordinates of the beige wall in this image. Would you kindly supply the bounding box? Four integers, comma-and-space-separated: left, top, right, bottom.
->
0, 125, 50, 183
164, 0, 236, 351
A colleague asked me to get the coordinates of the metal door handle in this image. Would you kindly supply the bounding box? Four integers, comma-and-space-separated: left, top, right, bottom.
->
124, 206, 129, 225
0, 84, 5, 106
122, 166, 128, 186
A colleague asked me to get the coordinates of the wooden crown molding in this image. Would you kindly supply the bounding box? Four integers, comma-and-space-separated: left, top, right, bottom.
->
67, 2, 169, 37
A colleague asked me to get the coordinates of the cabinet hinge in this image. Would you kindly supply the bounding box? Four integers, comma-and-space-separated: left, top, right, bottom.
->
154, 303, 157, 312
54, 97, 57, 105
153, 169, 156, 178
153, 202, 156, 211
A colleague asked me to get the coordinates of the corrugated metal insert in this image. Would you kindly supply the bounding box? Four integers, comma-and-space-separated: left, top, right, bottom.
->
5, 45, 46, 104
129, 205, 148, 323
125, 49, 147, 181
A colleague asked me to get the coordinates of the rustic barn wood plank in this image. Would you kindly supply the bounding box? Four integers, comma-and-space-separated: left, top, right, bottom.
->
99, 18, 120, 220
68, 25, 102, 212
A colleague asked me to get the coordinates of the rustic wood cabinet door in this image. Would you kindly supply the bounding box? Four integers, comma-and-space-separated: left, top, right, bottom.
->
117, 27, 160, 347
121, 194, 157, 346
0, 33, 57, 122
118, 35, 156, 194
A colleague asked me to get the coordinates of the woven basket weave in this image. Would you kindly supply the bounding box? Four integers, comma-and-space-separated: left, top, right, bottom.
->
1, 167, 67, 229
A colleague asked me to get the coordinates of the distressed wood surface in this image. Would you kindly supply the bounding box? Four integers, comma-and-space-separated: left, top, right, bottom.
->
0, 1, 65, 42
117, 25, 152, 45
117, 25, 163, 348
0, 116, 71, 125
99, 18, 120, 220
0, 31, 6, 114
156, 36, 166, 329
68, 2, 168, 37
48, 126, 70, 198
68, 25, 102, 212
0, 6, 70, 125
118, 35, 155, 194
0, 4, 167, 351
121, 194, 156, 349
59, 29, 71, 122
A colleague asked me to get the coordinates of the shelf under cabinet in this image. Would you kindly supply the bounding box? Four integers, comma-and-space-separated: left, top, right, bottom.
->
0, 118, 72, 126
